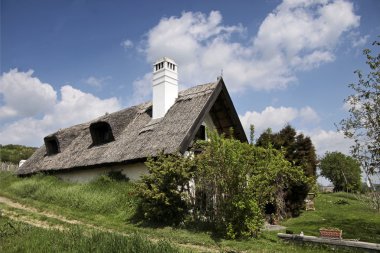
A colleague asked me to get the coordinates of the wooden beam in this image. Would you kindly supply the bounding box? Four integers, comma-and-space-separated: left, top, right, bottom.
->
278, 233, 380, 251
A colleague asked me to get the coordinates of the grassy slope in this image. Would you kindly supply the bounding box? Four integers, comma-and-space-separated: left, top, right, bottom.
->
0, 217, 183, 253
0, 171, 377, 252
282, 192, 380, 243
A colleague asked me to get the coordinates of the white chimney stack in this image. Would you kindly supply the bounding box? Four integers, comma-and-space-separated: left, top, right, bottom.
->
152, 57, 178, 119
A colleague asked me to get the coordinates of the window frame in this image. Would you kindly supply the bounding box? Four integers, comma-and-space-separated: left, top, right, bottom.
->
44, 136, 60, 156
89, 121, 115, 146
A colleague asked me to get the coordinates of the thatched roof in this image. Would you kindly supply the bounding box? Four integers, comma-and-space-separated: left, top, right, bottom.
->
18, 78, 247, 175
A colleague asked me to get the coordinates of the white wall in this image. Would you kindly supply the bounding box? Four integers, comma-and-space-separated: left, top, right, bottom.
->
204, 112, 216, 131
54, 162, 148, 183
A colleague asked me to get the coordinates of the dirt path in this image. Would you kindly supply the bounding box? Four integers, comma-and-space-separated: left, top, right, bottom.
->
0, 195, 220, 252
0, 196, 82, 225
1, 209, 67, 231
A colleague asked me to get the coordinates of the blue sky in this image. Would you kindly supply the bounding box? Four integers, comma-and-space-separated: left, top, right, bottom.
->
1, 0, 380, 162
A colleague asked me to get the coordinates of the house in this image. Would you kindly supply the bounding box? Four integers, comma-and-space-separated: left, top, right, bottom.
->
17, 57, 247, 182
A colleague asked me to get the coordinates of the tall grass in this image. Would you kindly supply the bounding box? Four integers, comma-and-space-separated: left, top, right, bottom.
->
0, 171, 138, 218
0, 217, 182, 253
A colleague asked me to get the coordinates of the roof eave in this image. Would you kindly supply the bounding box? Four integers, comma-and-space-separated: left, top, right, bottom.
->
178, 78, 247, 154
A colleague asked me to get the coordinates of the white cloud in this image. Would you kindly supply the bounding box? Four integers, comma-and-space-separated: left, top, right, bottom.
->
0, 70, 121, 146
304, 129, 354, 156
299, 106, 320, 123
257, 0, 360, 53
84, 76, 111, 88
129, 73, 152, 105
291, 51, 335, 71
121, 39, 134, 49
143, 11, 245, 90
44, 85, 120, 127
134, 1, 360, 93
239, 106, 319, 134
0, 117, 50, 146
239, 105, 352, 156
0, 69, 57, 120
0, 106, 17, 119
352, 34, 369, 48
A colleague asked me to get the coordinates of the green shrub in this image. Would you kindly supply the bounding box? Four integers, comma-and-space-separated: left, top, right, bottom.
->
137, 153, 195, 225
136, 130, 307, 239
193, 130, 306, 238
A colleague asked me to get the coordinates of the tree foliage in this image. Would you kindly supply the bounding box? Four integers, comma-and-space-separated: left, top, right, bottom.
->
0, 144, 37, 164
192, 130, 261, 238
339, 39, 380, 178
256, 125, 317, 216
137, 130, 307, 238
257, 125, 317, 177
193, 130, 307, 238
319, 152, 361, 192
137, 153, 195, 225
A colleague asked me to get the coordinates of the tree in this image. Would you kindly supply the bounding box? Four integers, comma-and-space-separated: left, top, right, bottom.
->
193, 130, 306, 238
256, 125, 317, 177
319, 152, 361, 192
339, 39, 379, 180
137, 129, 307, 238
256, 125, 317, 216
0, 144, 37, 164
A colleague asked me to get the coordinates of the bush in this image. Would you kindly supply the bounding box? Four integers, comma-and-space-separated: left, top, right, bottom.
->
193, 131, 264, 238
137, 153, 195, 225
137, 130, 307, 238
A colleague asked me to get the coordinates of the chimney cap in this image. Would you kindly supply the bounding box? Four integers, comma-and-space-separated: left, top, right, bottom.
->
153, 57, 176, 66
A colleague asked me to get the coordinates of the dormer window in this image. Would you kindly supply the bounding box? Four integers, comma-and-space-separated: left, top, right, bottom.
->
90, 122, 114, 145
44, 136, 60, 155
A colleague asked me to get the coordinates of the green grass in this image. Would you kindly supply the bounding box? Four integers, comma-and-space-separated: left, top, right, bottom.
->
0, 172, 138, 218
0, 171, 377, 252
282, 192, 380, 243
0, 217, 182, 253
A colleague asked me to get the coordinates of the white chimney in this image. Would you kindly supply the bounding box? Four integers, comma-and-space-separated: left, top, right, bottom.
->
152, 57, 178, 119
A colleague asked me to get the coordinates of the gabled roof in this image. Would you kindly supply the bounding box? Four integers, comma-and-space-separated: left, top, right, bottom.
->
18, 78, 247, 175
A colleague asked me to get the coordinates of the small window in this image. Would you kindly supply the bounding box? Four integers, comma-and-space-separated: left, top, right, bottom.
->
44, 136, 60, 155
195, 125, 206, 141
90, 122, 115, 145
